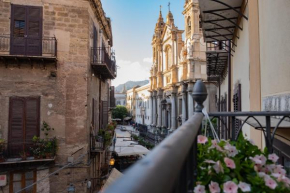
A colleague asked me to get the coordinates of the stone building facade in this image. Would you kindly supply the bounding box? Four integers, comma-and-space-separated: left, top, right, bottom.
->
0, 0, 116, 192
148, 0, 216, 132
115, 85, 127, 106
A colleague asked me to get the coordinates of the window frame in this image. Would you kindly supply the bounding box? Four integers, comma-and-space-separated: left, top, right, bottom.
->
9, 170, 37, 193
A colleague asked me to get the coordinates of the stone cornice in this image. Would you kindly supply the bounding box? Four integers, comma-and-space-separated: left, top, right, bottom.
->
90, 0, 113, 46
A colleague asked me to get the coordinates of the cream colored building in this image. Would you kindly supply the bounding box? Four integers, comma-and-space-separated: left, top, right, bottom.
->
148, 1, 216, 132
198, 0, 290, 165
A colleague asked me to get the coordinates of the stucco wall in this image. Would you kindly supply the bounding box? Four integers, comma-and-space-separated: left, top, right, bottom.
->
259, 0, 290, 98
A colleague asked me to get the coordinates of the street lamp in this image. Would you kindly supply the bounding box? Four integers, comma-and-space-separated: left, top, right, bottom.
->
67, 183, 75, 193
109, 158, 115, 166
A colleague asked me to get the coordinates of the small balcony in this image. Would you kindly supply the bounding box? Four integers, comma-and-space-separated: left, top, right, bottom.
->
91, 47, 116, 79
0, 138, 56, 170
90, 129, 116, 155
0, 34, 57, 67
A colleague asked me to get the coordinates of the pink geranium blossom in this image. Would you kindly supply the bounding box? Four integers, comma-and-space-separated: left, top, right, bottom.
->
198, 135, 208, 144
268, 153, 279, 163
223, 181, 238, 193
224, 157, 236, 169
213, 160, 224, 174
224, 144, 238, 157
194, 185, 205, 193
238, 182, 251, 192
250, 155, 267, 165
264, 176, 277, 190
209, 181, 220, 193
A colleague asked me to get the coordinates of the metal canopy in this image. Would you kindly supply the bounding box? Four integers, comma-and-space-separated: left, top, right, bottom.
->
199, 0, 247, 81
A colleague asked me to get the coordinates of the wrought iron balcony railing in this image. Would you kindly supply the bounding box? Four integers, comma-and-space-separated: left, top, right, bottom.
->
0, 34, 57, 58
91, 47, 116, 79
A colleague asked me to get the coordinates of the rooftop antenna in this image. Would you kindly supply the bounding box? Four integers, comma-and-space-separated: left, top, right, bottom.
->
160, 5, 162, 12
168, 2, 171, 12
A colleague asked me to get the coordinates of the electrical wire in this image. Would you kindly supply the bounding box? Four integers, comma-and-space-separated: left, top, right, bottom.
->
15, 153, 87, 193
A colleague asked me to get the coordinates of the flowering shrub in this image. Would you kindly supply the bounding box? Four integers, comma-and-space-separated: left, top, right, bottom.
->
194, 134, 290, 193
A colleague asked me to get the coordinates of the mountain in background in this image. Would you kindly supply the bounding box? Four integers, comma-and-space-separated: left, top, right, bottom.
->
115, 80, 149, 93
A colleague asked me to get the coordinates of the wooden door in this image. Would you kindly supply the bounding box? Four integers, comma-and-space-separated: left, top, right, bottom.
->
26, 6, 43, 56
10, 5, 42, 56
10, 5, 26, 55
8, 97, 40, 157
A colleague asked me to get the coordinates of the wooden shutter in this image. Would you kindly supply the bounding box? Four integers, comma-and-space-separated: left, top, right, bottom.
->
102, 101, 108, 129
25, 97, 40, 143
110, 86, 115, 108
93, 26, 98, 48
26, 6, 42, 56
233, 84, 242, 138
9, 97, 25, 156
8, 97, 40, 157
10, 5, 26, 55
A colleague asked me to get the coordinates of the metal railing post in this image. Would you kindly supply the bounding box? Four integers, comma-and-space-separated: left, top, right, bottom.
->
191, 80, 208, 186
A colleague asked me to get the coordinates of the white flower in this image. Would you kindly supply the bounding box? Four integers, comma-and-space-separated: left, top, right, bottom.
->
194, 185, 205, 193
224, 144, 238, 157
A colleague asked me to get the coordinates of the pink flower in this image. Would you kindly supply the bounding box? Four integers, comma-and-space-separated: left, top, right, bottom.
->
248, 139, 255, 145
209, 140, 224, 152
273, 167, 286, 176
250, 155, 267, 165
205, 160, 216, 164
268, 153, 279, 163
265, 164, 275, 173
264, 176, 277, 189
194, 185, 205, 193
224, 157, 236, 169
258, 172, 267, 178
281, 176, 290, 187
223, 181, 238, 193
209, 181, 220, 193
198, 135, 208, 144
213, 161, 224, 174
224, 144, 238, 157
238, 182, 251, 192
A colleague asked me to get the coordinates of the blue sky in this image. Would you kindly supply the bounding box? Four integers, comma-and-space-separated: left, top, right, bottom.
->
102, 0, 186, 86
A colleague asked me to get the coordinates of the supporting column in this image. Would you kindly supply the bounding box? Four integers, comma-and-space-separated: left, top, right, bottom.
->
181, 83, 188, 124
187, 82, 194, 118
157, 89, 163, 128
149, 91, 153, 125
152, 90, 157, 126
170, 87, 177, 131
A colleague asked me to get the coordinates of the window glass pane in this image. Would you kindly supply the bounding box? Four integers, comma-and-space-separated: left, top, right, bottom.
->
13, 173, 22, 181
14, 20, 25, 37
13, 181, 22, 192
25, 171, 34, 179
284, 157, 290, 178
25, 180, 34, 193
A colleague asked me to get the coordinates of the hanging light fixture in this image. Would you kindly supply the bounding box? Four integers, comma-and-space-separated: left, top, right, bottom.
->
109, 158, 115, 166
67, 183, 75, 193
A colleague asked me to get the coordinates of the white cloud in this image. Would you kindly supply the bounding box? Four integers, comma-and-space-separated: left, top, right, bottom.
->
143, 57, 153, 63
112, 59, 151, 86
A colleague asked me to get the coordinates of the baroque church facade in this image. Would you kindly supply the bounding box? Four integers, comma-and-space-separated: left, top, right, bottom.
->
148, 0, 216, 131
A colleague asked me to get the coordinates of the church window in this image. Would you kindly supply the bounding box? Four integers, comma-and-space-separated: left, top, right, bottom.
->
165, 45, 172, 70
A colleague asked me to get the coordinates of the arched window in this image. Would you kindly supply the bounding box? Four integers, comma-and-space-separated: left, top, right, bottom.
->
187, 17, 191, 33
165, 45, 172, 70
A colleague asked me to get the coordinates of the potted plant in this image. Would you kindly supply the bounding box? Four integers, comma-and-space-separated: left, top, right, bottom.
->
194, 134, 290, 193
0, 139, 5, 162
19, 151, 27, 160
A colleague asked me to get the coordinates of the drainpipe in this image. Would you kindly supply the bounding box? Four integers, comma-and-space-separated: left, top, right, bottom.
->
227, 40, 231, 139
